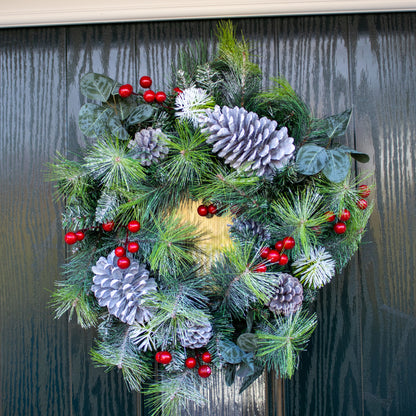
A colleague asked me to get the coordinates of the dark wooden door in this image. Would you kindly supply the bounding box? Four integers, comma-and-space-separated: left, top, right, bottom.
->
1, 13, 415, 416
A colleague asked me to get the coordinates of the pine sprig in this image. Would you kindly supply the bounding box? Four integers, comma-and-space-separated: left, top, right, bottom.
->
84, 136, 146, 191
256, 311, 317, 378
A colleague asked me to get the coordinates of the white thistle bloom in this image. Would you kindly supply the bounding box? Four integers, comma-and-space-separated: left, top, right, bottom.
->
174, 87, 214, 127
292, 247, 336, 289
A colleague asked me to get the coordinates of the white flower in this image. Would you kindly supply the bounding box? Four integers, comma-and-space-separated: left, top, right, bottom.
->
174, 87, 214, 127
292, 247, 336, 289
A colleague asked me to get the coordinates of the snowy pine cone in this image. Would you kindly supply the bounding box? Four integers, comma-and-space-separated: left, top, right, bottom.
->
199, 105, 295, 178
178, 319, 213, 349
128, 127, 169, 166
228, 217, 271, 241
91, 251, 157, 325
268, 273, 303, 316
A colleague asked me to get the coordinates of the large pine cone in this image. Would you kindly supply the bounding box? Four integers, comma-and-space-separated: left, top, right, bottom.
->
178, 319, 213, 349
128, 127, 169, 166
200, 105, 295, 178
268, 273, 303, 316
91, 251, 157, 325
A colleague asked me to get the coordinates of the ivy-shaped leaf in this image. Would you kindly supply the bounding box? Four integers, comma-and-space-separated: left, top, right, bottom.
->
322, 149, 351, 182
107, 117, 130, 141
224, 364, 237, 386
126, 104, 155, 126
238, 362, 265, 394
236, 333, 258, 352
296, 144, 327, 175
78, 103, 113, 138
218, 339, 244, 364
236, 353, 255, 378
104, 95, 137, 121
308, 109, 352, 141
80, 73, 117, 101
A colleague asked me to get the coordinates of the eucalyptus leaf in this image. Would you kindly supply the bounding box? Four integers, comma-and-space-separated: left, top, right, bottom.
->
338, 145, 370, 163
126, 104, 155, 125
322, 149, 351, 182
236, 333, 258, 352
80, 73, 117, 102
296, 144, 327, 176
238, 362, 265, 394
78, 103, 113, 138
218, 339, 244, 364
107, 117, 130, 141
308, 109, 352, 141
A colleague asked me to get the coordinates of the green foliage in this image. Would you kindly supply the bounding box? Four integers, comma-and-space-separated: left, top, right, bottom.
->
84, 136, 146, 191
257, 77, 311, 142
256, 311, 317, 378
80, 73, 118, 101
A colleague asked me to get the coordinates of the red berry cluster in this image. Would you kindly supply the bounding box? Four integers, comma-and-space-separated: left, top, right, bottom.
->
197, 204, 218, 217
155, 351, 172, 365
185, 351, 212, 378
112, 220, 141, 269
64, 230, 85, 245
118, 76, 168, 104
254, 236, 296, 272
357, 184, 370, 210
325, 209, 350, 235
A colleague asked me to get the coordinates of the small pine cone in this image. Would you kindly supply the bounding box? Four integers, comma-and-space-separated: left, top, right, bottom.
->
91, 251, 157, 325
268, 273, 303, 316
128, 127, 169, 166
229, 217, 271, 241
200, 105, 295, 178
178, 319, 213, 349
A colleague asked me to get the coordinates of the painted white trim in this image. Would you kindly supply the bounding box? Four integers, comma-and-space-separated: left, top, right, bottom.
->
1, 0, 416, 28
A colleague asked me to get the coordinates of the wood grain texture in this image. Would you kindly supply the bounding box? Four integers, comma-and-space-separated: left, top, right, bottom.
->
349, 13, 416, 416
0, 27, 70, 415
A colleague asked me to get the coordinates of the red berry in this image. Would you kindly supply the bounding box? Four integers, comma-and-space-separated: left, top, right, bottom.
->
334, 222, 347, 234
127, 220, 141, 233
357, 199, 368, 210
143, 90, 156, 103
173, 87, 183, 94
207, 204, 218, 215
64, 232, 77, 245
267, 250, 281, 263
118, 84, 133, 98
102, 221, 115, 232
282, 236, 295, 250
114, 246, 126, 257
278, 253, 289, 266
197, 205, 208, 216
117, 256, 130, 269
198, 365, 212, 378
158, 351, 172, 365
274, 241, 284, 252
201, 351, 212, 363
75, 230, 85, 241
185, 357, 197, 369
139, 76, 152, 89
339, 209, 351, 222
260, 247, 270, 259
325, 211, 336, 222
358, 184, 371, 198
155, 91, 167, 103
254, 264, 267, 273
155, 352, 162, 363
127, 241, 139, 253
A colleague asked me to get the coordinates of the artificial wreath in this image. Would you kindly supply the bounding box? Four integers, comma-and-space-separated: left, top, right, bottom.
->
49, 21, 373, 415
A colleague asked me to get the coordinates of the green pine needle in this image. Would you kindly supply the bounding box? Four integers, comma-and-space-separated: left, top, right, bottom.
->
256, 311, 317, 378
84, 136, 146, 191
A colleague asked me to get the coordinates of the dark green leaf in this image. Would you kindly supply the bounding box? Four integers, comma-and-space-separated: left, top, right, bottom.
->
224, 364, 237, 386
322, 149, 351, 182
338, 145, 370, 163
308, 109, 352, 141
218, 339, 244, 364
80, 73, 117, 101
236, 353, 255, 378
78, 103, 113, 138
126, 104, 155, 125
104, 95, 137, 121
296, 144, 327, 175
238, 362, 265, 394
107, 117, 130, 141
237, 333, 258, 352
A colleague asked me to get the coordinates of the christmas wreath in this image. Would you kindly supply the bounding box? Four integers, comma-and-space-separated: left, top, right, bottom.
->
49, 22, 373, 415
